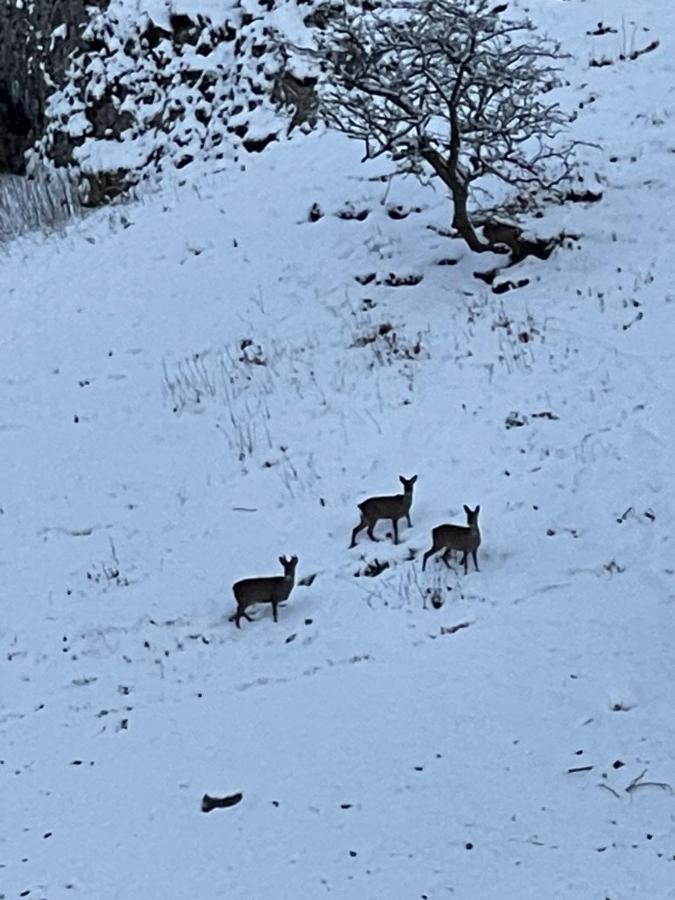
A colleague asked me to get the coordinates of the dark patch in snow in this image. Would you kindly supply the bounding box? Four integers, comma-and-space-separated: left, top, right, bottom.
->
355, 558, 389, 578
492, 277, 530, 295
505, 411, 528, 429
201, 792, 243, 812
564, 189, 602, 204
383, 272, 423, 287
336, 205, 369, 221
386, 204, 422, 220
243, 133, 278, 153
308, 202, 323, 222
355, 273, 376, 285
587, 22, 618, 36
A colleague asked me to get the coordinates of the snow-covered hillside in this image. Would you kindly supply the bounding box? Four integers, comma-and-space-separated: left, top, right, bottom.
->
3, 0, 675, 897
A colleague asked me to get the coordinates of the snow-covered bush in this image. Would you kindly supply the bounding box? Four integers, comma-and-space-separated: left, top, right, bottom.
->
30, 0, 322, 199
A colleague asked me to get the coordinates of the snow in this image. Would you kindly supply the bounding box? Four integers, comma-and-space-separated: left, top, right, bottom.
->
73, 133, 155, 172
2, 0, 675, 897
50, 24, 68, 45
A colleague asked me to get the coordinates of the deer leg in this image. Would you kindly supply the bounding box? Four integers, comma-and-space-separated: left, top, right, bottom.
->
441, 549, 452, 569
272, 600, 279, 623
392, 518, 399, 544
461, 552, 468, 574
350, 520, 367, 548
472, 550, 479, 571
366, 521, 379, 542
235, 608, 253, 628
422, 547, 435, 571
406, 512, 412, 528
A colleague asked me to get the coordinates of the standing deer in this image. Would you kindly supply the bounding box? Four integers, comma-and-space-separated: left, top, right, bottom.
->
349, 475, 418, 548
230, 555, 298, 628
422, 505, 481, 574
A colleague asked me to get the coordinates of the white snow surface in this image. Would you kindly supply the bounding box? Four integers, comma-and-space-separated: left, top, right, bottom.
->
3, 0, 675, 897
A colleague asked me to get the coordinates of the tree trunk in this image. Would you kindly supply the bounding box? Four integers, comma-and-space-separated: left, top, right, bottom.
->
421, 147, 492, 253
450, 183, 493, 254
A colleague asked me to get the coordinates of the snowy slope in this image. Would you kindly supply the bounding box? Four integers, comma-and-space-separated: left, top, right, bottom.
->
2, 0, 675, 897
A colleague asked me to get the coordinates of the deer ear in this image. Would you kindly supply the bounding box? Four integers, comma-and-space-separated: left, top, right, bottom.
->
279, 556, 286, 566
292, 555, 298, 563
475, 505, 480, 514
399, 475, 405, 484
411, 474, 418, 484
464, 504, 471, 515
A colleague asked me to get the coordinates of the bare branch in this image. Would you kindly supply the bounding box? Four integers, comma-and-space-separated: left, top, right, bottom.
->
278, 0, 582, 254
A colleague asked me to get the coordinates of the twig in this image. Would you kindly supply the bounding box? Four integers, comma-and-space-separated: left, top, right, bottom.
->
440, 621, 473, 635
626, 768, 648, 791
625, 769, 673, 796
109, 537, 120, 569
598, 783, 621, 799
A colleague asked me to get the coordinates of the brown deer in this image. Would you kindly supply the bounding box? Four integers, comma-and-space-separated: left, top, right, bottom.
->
230, 555, 298, 628
422, 505, 481, 574
349, 475, 418, 548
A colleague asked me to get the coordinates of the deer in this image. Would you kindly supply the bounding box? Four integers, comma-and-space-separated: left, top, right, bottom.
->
422, 505, 481, 574
349, 475, 418, 548
230, 555, 298, 628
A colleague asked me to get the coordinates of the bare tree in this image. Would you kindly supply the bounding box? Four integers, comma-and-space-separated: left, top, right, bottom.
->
288, 0, 579, 255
